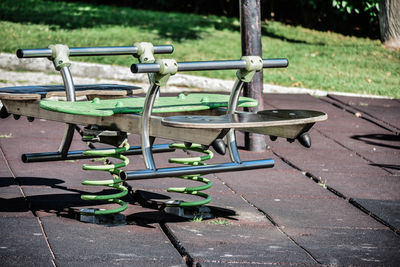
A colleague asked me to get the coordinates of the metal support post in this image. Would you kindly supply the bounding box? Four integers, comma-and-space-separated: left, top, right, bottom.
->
226, 79, 245, 163
141, 83, 160, 170
141, 59, 178, 170
226, 56, 263, 163
48, 44, 77, 157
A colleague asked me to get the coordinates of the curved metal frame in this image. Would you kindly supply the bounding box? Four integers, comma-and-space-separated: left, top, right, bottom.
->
141, 83, 160, 170
226, 79, 245, 163
58, 66, 76, 157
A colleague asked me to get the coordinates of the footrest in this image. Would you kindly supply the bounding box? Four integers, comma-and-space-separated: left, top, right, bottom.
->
39, 93, 258, 116
162, 109, 327, 139
162, 109, 326, 128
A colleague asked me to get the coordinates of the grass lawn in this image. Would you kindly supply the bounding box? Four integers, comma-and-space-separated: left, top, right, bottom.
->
0, 0, 399, 97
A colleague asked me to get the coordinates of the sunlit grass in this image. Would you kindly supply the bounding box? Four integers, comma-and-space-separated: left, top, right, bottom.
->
0, 0, 398, 97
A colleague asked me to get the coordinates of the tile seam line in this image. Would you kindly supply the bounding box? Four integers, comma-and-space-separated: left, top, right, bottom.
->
261, 100, 398, 233
197, 258, 321, 266
321, 96, 399, 135
212, 174, 322, 265
158, 222, 196, 267
325, 95, 400, 134
315, 128, 393, 175
0, 143, 57, 266
271, 149, 400, 237
348, 198, 400, 235
164, 148, 202, 266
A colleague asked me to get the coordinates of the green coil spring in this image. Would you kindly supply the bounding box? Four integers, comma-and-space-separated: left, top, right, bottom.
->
81, 141, 130, 215
167, 143, 213, 207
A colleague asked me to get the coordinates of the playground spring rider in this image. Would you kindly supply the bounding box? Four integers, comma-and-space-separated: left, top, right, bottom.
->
0, 42, 327, 221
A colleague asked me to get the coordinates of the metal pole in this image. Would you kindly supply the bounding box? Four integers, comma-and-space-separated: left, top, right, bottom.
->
240, 0, 266, 152
60, 66, 76, 102
125, 159, 274, 180
131, 59, 288, 73
226, 79, 245, 163
141, 83, 160, 170
58, 66, 76, 157
16, 45, 174, 58
22, 144, 174, 163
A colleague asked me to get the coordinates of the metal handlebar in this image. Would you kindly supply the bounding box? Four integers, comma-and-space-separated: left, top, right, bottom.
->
16, 45, 174, 58
131, 58, 288, 73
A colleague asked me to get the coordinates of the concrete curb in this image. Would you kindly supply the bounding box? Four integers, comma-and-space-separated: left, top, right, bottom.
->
0, 53, 391, 99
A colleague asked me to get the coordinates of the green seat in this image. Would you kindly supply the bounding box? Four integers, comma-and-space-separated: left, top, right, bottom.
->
40, 93, 258, 116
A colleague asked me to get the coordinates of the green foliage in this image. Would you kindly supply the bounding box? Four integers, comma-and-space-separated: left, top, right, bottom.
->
0, 133, 12, 138
0, 0, 238, 41
190, 216, 203, 223
208, 218, 232, 226
332, 0, 380, 22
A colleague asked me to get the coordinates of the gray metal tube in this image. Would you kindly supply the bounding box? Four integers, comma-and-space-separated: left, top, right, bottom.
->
226, 79, 245, 163
262, 59, 288, 68
125, 158, 274, 180
141, 83, 160, 170
227, 79, 245, 115
58, 66, 76, 157
58, 124, 75, 157
131, 59, 288, 73
60, 66, 76, 102
21, 144, 175, 163
16, 45, 174, 58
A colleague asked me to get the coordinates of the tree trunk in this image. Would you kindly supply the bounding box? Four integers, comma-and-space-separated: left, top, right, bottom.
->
240, 0, 267, 152
379, 0, 400, 50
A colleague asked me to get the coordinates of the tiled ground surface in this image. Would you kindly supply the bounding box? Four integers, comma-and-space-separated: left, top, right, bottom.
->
0, 93, 399, 266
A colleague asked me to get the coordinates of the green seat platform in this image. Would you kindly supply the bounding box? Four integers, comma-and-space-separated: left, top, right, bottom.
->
40, 93, 258, 116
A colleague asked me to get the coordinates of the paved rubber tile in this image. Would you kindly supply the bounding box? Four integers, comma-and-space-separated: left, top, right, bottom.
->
217, 159, 385, 229
162, 165, 319, 265
167, 221, 318, 266
328, 95, 400, 132
263, 101, 399, 232
272, 145, 389, 177
351, 198, 400, 231
246, 197, 384, 229
55, 258, 185, 267
0, 117, 186, 265
0, 151, 32, 216
0, 151, 12, 177
263, 94, 400, 173
0, 117, 88, 160
19, 186, 94, 216
1, 93, 399, 266
41, 215, 184, 265
0, 185, 30, 216
216, 165, 336, 200
285, 227, 400, 266
320, 174, 400, 201
0, 217, 54, 266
